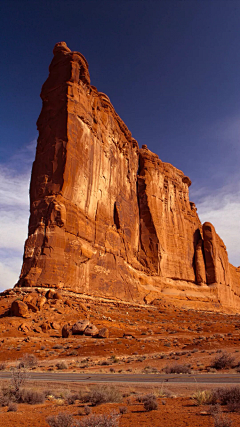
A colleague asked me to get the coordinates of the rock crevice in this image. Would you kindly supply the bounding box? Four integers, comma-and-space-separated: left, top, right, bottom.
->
16, 42, 240, 312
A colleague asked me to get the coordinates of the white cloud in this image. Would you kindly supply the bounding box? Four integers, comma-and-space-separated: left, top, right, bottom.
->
192, 186, 240, 268
0, 140, 36, 292
0, 256, 23, 292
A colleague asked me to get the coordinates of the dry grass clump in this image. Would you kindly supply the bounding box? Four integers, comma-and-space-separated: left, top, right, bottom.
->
164, 364, 191, 374
210, 352, 235, 370
75, 412, 119, 427
192, 390, 215, 406
83, 385, 122, 406
56, 361, 68, 370
46, 412, 73, 427
0, 384, 45, 406
18, 388, 45, 404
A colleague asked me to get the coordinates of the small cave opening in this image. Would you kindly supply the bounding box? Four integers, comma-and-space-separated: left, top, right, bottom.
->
114, 202, 120, 230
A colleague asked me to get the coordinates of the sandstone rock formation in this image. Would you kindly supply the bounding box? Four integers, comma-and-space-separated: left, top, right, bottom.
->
16, 42, 240, 312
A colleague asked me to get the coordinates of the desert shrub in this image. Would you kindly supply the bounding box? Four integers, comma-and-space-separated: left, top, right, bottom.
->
164, 364, 191, 374
119, 406, 128, 414
211, 352, 235, 370
209, 404, 221, 416
7, 401, 17, 412
143, 394, 158, 411
192, 390, 215, 406
85, 385, 122, 406
18, 353, 38, 369
227, 400, 240, 412
56, 361, 68, 370
214, 387, 240, 406
74, 412, 119, 427
66, 393, 79, 405
11, 367, 28, 393
213, 414, 232, 427
84, 405, 91, 415
0, 363, 6, 370
0, 385, 15, 407
18, 388, 45, 404
46, 412, 73, 427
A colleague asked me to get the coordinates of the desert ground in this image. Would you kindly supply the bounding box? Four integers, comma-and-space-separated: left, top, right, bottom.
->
0, 288, 240, 426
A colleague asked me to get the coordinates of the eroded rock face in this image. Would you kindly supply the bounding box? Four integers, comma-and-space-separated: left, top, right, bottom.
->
16, 42, 240, 312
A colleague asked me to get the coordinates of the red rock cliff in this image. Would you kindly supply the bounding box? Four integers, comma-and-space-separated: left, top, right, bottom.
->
16, 42, 240, 312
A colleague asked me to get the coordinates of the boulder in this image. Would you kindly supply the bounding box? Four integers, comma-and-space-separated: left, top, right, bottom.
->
84, 324, 99, 337
79, 302, 88, 312
98, 327, 109, 338
37, 296, 47, 310
46, 290, 56, 300
72, 319, 90, 335
26, 302, 38, 312
10, 300, 29, 317
62, 324, 72, 338
53, 292, 62, 300
51, 322, 60, 330
41, 322, 51, 333
19, 323, 30, 332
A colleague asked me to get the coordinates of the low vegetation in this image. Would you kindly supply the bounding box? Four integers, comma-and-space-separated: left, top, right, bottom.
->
192, 389, 215, 406
142, 394, 158, 411
164, 364, 191, 374
47, 413, 73, 427
18, 353, 38, 369
46, 411, 119, 427
83, 385, 122, 406
210, 352, 235, 370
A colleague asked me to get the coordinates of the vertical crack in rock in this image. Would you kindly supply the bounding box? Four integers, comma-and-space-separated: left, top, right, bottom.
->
15, 42, 240, 311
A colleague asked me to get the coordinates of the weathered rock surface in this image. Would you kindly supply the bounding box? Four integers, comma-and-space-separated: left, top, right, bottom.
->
10, 300, 29, 318
16, 42, 240, 312
84, 324, 99, 337
72, 319, 90, 335
98, 327, 109, 338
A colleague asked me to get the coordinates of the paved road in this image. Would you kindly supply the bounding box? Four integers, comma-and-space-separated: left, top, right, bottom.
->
0, 372, 240, 384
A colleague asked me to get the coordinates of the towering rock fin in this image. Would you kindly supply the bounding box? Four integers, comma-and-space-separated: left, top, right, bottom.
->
16, 42, 240, 312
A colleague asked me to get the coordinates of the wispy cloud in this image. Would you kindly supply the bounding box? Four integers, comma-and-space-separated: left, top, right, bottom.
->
191, 183, 240, 267
0, 140, 36, 292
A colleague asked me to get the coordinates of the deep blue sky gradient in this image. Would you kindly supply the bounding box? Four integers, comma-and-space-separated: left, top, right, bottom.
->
0, 0, 240, 280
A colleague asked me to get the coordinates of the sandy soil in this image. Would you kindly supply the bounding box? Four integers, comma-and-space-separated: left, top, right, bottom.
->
0, 290, 240, 425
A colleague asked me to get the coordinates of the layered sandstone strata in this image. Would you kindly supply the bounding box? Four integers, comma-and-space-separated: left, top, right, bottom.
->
16, 42, 240, 312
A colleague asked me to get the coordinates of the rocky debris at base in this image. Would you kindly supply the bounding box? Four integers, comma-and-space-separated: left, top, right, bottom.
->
62, 320, 108, 339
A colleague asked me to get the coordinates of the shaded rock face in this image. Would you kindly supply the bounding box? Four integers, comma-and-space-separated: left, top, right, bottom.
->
16, 42, 240, 312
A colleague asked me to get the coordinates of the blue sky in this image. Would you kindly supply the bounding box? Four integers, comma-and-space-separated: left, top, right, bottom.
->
0, 0, 240, 291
